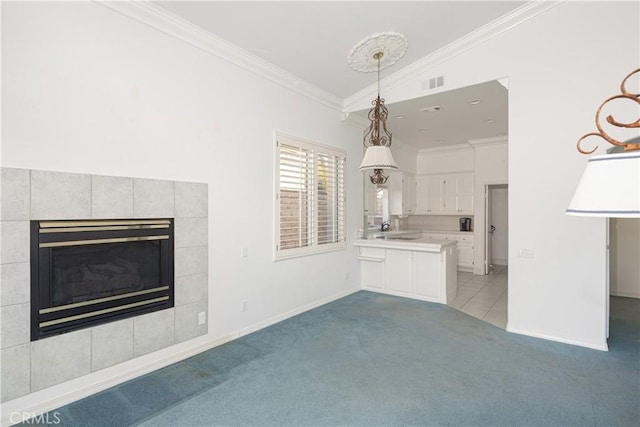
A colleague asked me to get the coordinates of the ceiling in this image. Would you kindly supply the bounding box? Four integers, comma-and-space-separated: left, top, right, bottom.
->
151, 1, 520, 149
352, 80, 508, 150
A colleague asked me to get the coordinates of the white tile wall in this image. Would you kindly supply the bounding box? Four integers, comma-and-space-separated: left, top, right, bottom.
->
175, 300, 207, 344
133, 178, 175, 218
0, 303, 30, 349
0, 168, 208, 402
175, 246, 208, 277
91, 318, 134, 371
174, 273, 208, 306
91, 175, 134, 218
0, 262, 30, 306
133, 308, 176, 357
31, 170, 91, 219
31, 329, 92, 392
1, 221, 30, 264
175, 181, 207, 218
174, 217, 208, 248
0, 344, 30, 401
1, 168, 30, 220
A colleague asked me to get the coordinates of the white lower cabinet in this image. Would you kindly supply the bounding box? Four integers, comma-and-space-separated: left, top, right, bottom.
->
357, 244, 457, 304
385, 250, 413, 294
359, 247, 385, 290
423, 233, 475, 271
457, 244, 474, 269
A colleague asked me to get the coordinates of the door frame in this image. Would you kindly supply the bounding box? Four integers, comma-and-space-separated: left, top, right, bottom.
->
482, 182, 508, 275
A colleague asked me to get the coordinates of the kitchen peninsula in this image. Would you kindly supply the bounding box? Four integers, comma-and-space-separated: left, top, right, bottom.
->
353, 233, 457, 304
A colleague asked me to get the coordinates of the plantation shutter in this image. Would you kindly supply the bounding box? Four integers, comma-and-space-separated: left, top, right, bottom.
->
275, 133, 346, 259
278, 142, 314, 250
317, 151, 345, 245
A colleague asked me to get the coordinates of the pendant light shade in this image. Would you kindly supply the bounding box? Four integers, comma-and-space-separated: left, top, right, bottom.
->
567, 68, 640, 218
566, 151, 640, 217
359, 145, 399, 171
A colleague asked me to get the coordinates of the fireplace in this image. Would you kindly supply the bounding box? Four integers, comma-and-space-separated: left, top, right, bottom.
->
31, 219, 174, 340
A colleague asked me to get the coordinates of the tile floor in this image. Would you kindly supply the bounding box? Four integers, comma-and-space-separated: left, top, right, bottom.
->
449, 265, 508, 329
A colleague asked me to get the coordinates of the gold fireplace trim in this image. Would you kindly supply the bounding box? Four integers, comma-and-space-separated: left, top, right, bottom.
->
40, 296, 169, 328
39, 219, 170, 233
39, 235, 169, 248
40, 285, 170, 314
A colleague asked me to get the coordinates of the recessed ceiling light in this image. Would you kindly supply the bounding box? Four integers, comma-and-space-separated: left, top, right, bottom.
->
470, 99, 481, 105
417, 129, 428, 132
419, 105, 441, 112
486, 119, 494, 123
394, 115, 405, 119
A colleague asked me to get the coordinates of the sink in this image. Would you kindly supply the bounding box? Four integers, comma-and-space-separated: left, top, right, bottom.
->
389, 236, 421, 240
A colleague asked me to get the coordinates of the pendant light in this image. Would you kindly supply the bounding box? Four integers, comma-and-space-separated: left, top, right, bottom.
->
348, 33, 408, 184
567, 68, 640, 217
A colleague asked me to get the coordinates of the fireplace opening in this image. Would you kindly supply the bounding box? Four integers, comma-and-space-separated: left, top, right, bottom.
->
31, 219, 174, 340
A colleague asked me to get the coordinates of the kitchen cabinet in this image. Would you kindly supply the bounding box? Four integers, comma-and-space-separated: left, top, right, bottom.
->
422, 232, 475, 271
364, 182, 378, 215
389, 172, 416, 216
415, 173, 474, 215
354, 238, 458, 304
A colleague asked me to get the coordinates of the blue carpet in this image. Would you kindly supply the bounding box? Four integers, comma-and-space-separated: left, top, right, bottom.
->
30, 292, 639, 426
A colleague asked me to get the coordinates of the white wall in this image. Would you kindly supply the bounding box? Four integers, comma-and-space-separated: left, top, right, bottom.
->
390, 139, 419, 174
1, 1, 362, 411
610, 218, 640, 298
349, 1, 640, 350
417, 146, 474, 174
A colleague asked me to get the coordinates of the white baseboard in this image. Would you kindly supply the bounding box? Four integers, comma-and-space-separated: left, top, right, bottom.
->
610, 291, 640, 299
230, 286, 361, 340
0, 286, 360, 427
492, 258, 508, 266
506, 326, 608, 351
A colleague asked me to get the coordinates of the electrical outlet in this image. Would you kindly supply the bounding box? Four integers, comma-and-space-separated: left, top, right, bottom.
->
345, 272, 350, 280
240, 247, 248, 258
241, 300, 248, 312
198, 312, 206, 325
518, 248, 535, 258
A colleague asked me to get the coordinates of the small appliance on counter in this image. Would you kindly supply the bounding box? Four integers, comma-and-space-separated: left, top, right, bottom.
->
459, 217, 472, 232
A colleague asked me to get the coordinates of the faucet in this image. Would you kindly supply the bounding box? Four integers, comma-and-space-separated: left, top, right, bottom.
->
381, 221, 391, 232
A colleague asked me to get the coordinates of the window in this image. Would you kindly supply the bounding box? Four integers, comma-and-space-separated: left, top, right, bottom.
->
275, 133, 346, 260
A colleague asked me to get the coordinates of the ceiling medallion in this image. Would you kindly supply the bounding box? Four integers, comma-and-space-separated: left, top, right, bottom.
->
348, 32, 408, 73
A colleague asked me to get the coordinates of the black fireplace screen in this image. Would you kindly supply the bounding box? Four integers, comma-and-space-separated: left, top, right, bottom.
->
31, 219, 174, 340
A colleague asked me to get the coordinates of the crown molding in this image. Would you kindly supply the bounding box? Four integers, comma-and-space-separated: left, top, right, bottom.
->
97, 0, 344, 112
418, 143, 474, 155
341, 112, 370, 130
468, 136, 508, 147
343, 0, 564, 112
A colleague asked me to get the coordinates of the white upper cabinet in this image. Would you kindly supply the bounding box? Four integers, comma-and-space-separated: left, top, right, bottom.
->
456, 173, 474, 213
364, 180, 378, 215
389, 172, 416, 216
415, 172, 474, 215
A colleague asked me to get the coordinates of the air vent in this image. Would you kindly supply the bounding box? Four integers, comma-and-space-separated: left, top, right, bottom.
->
422, 75, 445, 90
420, 105, 441, 113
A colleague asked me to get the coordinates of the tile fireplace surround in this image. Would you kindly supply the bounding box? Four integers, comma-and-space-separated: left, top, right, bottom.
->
0, 168, 208, 402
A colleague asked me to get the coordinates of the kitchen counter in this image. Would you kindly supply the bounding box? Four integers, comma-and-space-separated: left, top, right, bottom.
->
353, 237, 456, 253
354, 235, 458, 305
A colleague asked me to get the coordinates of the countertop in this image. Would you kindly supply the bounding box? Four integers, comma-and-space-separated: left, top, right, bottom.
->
353, 237, 456, 253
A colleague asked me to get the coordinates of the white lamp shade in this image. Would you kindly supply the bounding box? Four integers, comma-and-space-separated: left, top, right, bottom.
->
359, 146, 399, 171
566, 151, 640, 217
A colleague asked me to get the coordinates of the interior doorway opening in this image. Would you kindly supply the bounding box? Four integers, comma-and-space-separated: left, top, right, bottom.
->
485, 184, 509, 274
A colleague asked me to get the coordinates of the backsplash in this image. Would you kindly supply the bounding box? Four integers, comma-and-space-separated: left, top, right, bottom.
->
407, 215, 474, 232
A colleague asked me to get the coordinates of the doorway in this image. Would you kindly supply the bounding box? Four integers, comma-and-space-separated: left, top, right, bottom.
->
485, 184, 509, 274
